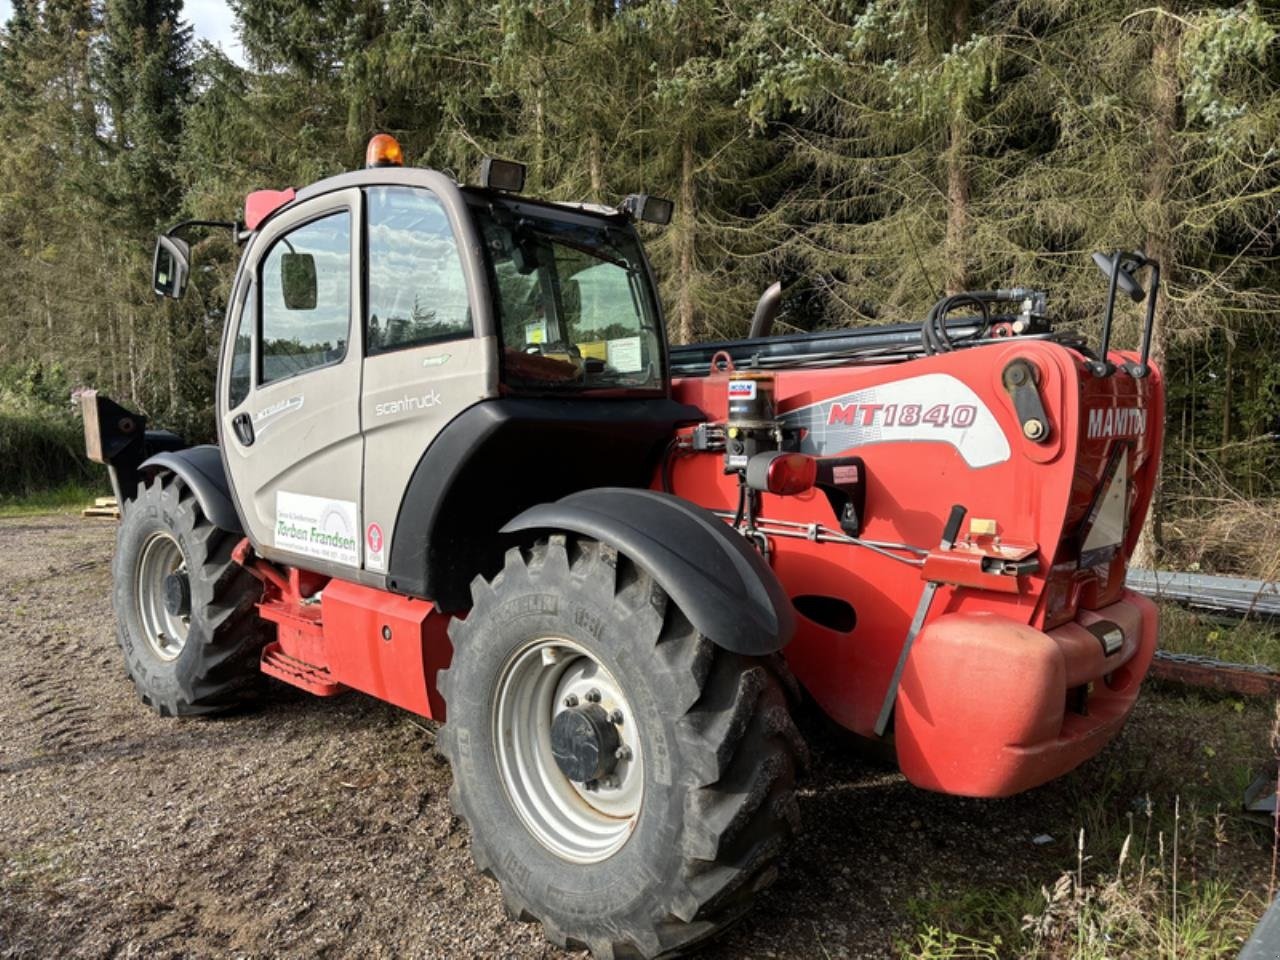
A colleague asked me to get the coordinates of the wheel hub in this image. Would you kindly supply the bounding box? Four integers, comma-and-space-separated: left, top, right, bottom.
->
163, 571, 191, 618
136, 531, 190, 661
550, 703, 620, 784
493, 637, 644, 863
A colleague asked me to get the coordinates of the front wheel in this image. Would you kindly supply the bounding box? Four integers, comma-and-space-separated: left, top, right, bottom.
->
113, 475, 268, 715
439, 536, 806, 959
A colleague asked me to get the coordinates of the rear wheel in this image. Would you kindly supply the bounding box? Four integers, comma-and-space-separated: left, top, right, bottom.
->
113, 475, 268, 715
439, 536, 806, 959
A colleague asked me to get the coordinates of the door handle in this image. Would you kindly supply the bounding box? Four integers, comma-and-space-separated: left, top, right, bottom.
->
232, 412, 255, 446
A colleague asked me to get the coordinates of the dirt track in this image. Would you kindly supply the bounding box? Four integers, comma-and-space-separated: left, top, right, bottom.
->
0, 514, 1271, 959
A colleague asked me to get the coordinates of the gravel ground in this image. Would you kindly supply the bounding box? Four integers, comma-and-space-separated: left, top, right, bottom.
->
0, 514, 1271, 959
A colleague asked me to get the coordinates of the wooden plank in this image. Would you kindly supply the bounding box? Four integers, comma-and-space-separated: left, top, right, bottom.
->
1150, 652, 1280, 698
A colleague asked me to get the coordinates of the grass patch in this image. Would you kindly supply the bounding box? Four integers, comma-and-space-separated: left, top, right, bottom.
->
902, 803, 1264, 959
0, 407, 94, 498
0, 480, 108, 517
1158, 602, 1280, 672
900, 690, 1276, 959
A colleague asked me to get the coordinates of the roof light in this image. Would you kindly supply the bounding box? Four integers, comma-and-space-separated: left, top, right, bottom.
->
480, 156, 526, 192
366, 134, 404, 169
620, 193, 674, 225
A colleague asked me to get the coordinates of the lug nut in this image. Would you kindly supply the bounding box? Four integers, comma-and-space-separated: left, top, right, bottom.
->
585, 689, 602, 703
609, 708, 624, 725
615, 745, 632, 762
563, 694, 579, 708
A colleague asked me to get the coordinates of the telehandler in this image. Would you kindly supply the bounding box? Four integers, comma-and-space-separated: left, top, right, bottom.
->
84, 133, 1163, 958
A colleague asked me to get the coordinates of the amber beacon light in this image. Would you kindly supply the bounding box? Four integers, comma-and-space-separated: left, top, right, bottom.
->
365, 134, 404, 169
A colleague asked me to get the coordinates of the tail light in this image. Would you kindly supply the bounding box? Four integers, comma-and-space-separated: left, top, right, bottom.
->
746, 452, 818, 496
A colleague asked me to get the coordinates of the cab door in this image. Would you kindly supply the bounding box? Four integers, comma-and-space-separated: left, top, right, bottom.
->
219, 188, 367, 575
358, 185, 497, 573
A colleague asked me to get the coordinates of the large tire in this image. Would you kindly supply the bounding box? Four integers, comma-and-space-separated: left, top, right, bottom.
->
439, 536, 806, 959
113, 474, 268, 716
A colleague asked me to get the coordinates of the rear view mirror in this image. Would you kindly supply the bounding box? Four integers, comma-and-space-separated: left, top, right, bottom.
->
1092, 252, 1146, 303
152, 235, 190, 299
281, 252, 318, 310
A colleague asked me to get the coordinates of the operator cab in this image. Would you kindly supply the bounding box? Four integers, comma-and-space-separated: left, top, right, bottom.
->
150, 135, 692, 606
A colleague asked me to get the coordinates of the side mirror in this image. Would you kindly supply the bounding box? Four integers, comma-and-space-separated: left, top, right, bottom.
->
281, 252, 318, 310
152, 235, 190, 299
1092, 252, 1146, 303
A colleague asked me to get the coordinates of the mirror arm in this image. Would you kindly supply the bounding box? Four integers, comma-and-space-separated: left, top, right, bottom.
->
166, 219, 245, 244
1090, 248, 1122, 377
1132, 259, 1160, 379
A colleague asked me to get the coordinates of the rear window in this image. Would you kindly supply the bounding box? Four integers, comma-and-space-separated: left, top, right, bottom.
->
471, 200, 664, 393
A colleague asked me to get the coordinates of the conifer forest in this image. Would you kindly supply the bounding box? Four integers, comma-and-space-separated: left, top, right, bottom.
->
1, 0, 1279, 571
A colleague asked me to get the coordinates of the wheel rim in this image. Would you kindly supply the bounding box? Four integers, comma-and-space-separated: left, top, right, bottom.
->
136, 531, 190, 661
493, 637, 643, 864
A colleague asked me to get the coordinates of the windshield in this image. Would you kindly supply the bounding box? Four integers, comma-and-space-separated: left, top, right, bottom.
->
469, 199, 665, 393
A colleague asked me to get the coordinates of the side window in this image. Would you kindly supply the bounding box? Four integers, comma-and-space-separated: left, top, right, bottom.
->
228, 281, 253, 409
366, 186, 471, 354
260, 210, 351, 385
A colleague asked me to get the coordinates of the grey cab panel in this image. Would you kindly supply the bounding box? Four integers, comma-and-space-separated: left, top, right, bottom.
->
218, 188, 366, 573
359, 184, 497, 573
216, 176, 499, 581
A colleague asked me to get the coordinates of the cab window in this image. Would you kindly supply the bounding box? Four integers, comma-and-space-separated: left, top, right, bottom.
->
471, 199, 663, 392
366, 186, 471, 354
228, 281, 253, 408
259, 210, 352, 385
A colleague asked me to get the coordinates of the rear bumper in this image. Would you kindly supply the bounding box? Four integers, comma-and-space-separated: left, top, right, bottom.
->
893, 590, 1158, 798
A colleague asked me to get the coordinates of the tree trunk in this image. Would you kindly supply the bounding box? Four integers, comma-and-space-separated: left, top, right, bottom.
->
943, 0, 971, 295
533, 70, 546, 191
127, 310, 139, 403
676, 135, 696, 345
1222, 330, 1233, 445
1132, 22, 1179, 570
165, 307, 178, 415
589, 131, 604, 202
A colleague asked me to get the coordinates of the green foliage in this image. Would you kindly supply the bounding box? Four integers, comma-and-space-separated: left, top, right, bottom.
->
0, 0, 1278, 556
0, 361, 94, 497
0, 479, 107, 516
0, 409, 92, 499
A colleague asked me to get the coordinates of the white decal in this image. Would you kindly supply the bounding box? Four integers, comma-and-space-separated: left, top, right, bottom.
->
606, 336, 642, 372
728, 379, 758, 400
780, 373, 1010, 468
1082, 448, 1129, 558
275, 491, 360, 567
254, 395, 303, 436
1087, 407, 1148, 440
374, 389, 442, 418
831, 464, 859, 484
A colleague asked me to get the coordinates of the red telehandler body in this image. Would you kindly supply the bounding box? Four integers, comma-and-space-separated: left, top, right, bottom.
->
84, 135, 1163, 958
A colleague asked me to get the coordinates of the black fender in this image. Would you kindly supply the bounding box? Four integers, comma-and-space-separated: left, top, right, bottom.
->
387, 396, 702, 609
140, 446, 243, 534
502, 487, 795, 656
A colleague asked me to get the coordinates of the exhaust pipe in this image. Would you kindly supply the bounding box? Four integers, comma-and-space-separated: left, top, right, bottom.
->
748, 281, 784, 339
